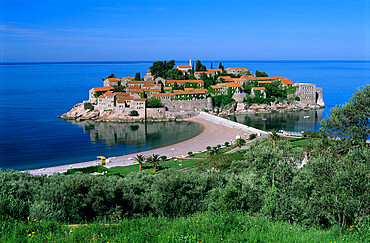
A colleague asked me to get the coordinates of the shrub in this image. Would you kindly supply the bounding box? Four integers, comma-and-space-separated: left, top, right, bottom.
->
129, 110, 139, 116
294, 96, 300, 101
160, 155, 167, 161
249, 133, 257, 140
188, 151, 193, 157
146, 97, 163, 108
225, 142, 230, 147
83, 102, 94, 111
206, 146, 211, 151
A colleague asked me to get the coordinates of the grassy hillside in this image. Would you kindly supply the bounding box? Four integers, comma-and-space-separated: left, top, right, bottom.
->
1, 212, 363, 242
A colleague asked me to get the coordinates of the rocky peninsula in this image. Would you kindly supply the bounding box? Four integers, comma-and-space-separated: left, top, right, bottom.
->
59, 60, 324, 122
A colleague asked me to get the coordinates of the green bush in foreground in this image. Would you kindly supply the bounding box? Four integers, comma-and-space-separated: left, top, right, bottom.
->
0, 212, 365, 242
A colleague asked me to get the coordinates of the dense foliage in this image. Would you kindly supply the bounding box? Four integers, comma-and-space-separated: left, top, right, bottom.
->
146, 97, 163, 108
129, 110, 139, 116
255, 70, 268, 77
149, 60, 176, 78
83, 102, 93, 111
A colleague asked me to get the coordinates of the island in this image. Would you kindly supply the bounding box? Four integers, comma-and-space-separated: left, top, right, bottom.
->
60, 60, 325, 122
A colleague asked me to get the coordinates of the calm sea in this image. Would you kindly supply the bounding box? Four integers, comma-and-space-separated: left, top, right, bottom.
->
0, 61, 369, 170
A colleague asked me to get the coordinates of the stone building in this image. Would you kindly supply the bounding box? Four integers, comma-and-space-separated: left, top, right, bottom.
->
89, 86, 113, 103
294, 82, 324, 106
225, 67, 249, 75
251, 87, 267, 98
144, 71, 154, 81
103, 78, 120, 87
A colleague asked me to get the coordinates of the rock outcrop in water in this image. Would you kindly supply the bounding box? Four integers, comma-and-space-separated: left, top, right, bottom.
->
60, 103, 147, 122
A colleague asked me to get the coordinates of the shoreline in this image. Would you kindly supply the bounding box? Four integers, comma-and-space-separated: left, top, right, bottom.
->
29, 114, 267, 176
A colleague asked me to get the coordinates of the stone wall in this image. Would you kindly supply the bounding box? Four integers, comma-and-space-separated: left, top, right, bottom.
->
162, 98, 213, 112
146, 108, 166, 119
232, 93, 245, 103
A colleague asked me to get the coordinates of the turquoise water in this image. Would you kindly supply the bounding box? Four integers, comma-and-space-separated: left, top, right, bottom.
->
0, 61, 369, 170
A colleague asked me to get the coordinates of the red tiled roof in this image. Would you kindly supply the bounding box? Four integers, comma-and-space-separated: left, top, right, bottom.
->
143, 89, 161, 92
115, 92, 131, 96
129, 89, 144, 93
256, 77, 278, 80
184, 88, 194, 91
121, 77, 135, 80
177, 65, 192, 69
93, 86, 113, 92
257, 81, 274, 84
207, 69, 222, 72
98, 95, 106, 98
152, 93, 176, 97
173, 89, 207, 95
164, 87, 172, 90
117, 96, 134, 103
127, 81, 155, 85
218, 76, 233, 81
134, 98, 146, 101
106, 78, 120, 81
105, 91, 116, 97
253, 87, 266, 90
127, 86, 141, 90
226, 83, 241, 88
210, 85, 220, 89
166, 80, 204, 84
281, 79, 294, 85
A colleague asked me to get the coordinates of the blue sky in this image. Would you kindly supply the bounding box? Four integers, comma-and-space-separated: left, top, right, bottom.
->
1, 0, 369, 62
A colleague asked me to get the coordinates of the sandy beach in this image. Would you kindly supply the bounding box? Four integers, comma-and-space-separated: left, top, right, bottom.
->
28, 116, 254, 176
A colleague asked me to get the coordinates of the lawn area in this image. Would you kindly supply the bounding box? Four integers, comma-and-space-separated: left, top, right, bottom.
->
1, 211, 364, 242
66, 158, 199, 177
192, 145, 235, 158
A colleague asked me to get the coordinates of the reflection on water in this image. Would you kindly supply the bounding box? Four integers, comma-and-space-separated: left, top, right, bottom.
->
230, 109, 324, 132
68, 120, 204, 148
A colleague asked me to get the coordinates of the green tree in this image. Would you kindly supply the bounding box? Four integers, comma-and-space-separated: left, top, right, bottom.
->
129, 110, 139, 116
146, 97, 163, 108
133, 154, 145, 171
135, 72, 141, 80
219, 62, 224, 71
103, 73, 115, 80
320, 85, 370, 149
195, 60, 207, 71
235, 138, 246, 150
209, 146, 220, 156
149, 60, 176, 78
146, 154, 161, 172
84, 102, 94, 111
255, 70, 268, 77
270, 129, 280, 149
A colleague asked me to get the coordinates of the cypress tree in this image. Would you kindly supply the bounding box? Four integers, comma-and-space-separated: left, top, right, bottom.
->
135, 72, 141, 80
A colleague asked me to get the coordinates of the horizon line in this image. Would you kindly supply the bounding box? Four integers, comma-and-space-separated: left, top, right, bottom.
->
1, 59, 369, 65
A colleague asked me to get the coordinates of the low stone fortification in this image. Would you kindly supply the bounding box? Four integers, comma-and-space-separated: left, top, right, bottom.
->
162, 99, 212, 112
197, 112, 268, 136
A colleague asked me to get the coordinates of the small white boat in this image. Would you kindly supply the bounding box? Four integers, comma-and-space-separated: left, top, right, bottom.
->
304, 116, 310, 119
